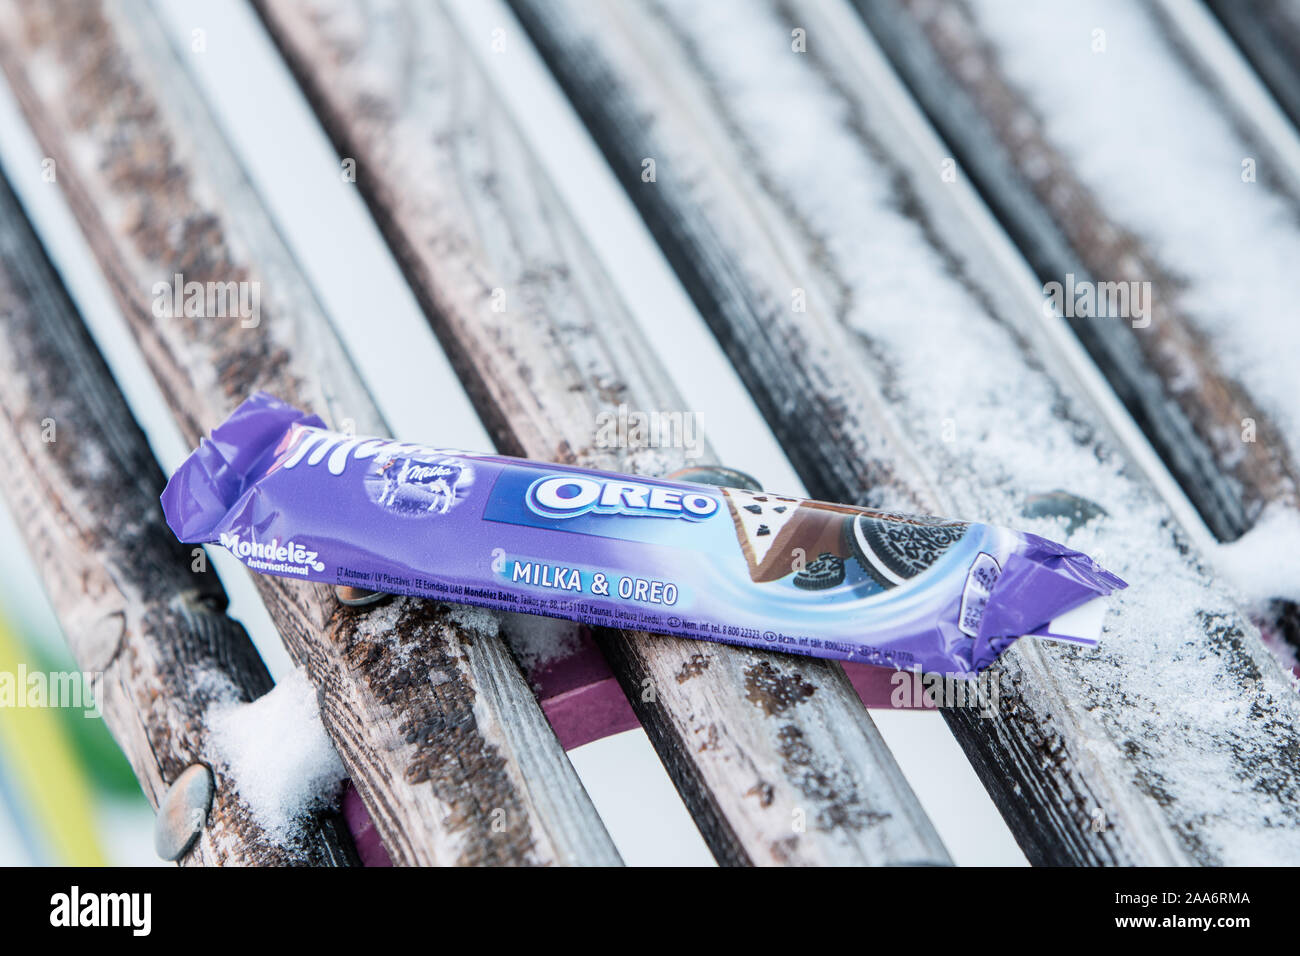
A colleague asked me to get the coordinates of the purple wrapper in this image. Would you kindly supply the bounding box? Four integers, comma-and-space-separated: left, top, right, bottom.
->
161, 393, 1126, 676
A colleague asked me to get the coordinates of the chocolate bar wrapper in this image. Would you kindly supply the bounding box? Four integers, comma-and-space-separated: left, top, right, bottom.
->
161, 393, 1126, 676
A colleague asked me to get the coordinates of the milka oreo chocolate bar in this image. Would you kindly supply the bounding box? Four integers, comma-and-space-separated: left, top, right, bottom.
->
161, 393, 1127, 676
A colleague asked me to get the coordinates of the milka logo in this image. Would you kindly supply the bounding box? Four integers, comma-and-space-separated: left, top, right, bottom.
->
404, 463, 456, 482
527, 475, 719, 520
280, 425, 466, 476
219, 532, 324, 572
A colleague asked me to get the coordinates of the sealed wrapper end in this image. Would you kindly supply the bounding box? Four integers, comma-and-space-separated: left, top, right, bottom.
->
162, 393, 1127, 676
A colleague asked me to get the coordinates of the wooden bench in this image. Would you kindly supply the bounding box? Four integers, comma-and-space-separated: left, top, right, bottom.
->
509, 0, 1300, 865
0, 0, 618, 867
0, 170, 352, 865
0, 0, 1297, 866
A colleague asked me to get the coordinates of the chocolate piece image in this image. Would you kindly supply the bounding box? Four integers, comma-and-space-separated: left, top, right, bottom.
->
845, 512, 969, 589
722, 488, 851, 582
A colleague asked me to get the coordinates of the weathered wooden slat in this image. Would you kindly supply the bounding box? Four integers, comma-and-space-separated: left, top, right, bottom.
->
509, 0, 1300, 864
0, 171, 357, 865
852, 0, 1300, 542
254, 0, 949, 865
1208, 0, 1300, 133
0, 0, 620, 866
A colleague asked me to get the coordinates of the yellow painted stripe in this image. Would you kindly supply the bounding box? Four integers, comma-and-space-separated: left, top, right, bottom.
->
0, 616, 106, 866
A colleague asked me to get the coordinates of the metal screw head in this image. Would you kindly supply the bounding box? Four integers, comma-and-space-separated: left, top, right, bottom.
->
666, 465, 763, 492
1021, 490, 1108, 534
155, 763, 214, 862
335, 585, 390, 607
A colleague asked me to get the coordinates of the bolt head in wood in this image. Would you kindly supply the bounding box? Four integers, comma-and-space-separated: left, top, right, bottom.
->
335, 584, 390, 607
666, 465, 762, 492
154, 763, 214, 862
1021, 490, 1108, 534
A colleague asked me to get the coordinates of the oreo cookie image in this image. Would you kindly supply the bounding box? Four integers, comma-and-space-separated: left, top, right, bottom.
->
845, 512, 969, 589
793, 553, 846, 591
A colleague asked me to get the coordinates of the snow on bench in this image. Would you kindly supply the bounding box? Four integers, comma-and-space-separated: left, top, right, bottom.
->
510, 0, 1300, 864
856, 0, 1300, 544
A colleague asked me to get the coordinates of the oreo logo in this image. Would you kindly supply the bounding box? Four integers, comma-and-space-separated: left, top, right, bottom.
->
527, 475, 718, 520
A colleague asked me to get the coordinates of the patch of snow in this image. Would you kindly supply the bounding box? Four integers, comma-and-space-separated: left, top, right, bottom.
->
446, 604, 500, 638
207, 667, 345, 844
965, 0, 1300, 468
499, 612, 583, 674
1213, 505, 1300, 608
